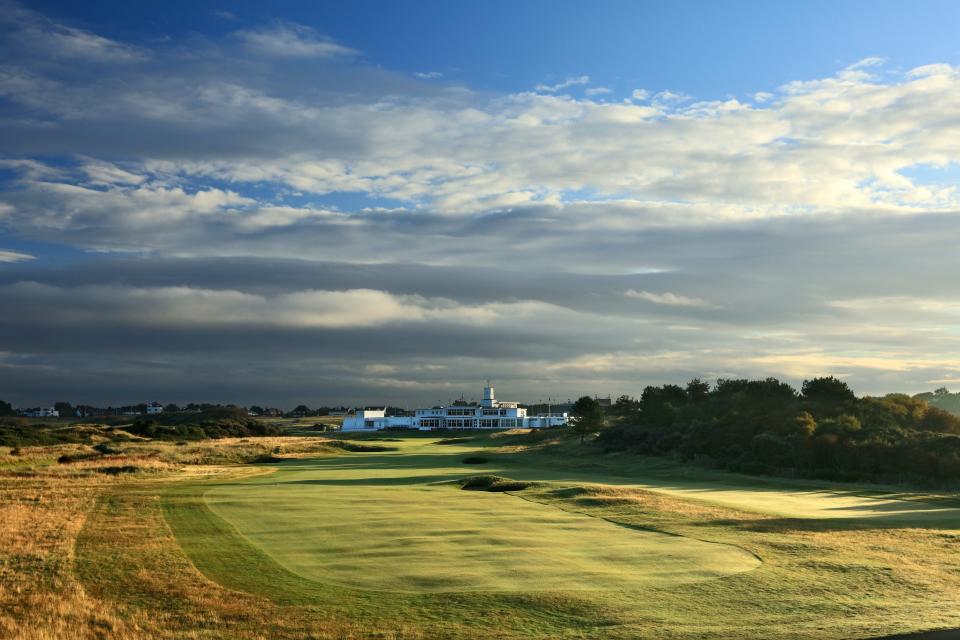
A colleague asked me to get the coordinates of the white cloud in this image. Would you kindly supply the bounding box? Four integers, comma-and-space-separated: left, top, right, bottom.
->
849, 56, 886, 69
3, 5, 145, 63
0, 282, 572, 330
630, 89, 650, 101
585, 87, 611, 96
624, 289, 714, 308
414, 71, 443, 80
234, 21, 357, 58
0, 250, 35, 263
652, 89, 690, 103
535, 75, 590, 92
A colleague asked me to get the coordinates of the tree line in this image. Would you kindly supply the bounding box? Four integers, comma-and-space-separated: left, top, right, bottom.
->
569, 377, 960, 485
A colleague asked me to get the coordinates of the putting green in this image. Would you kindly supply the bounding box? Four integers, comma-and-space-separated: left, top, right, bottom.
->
203, 440, 760, 593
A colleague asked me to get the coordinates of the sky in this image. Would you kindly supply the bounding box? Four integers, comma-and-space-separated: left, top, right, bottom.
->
2, 1, 960, 407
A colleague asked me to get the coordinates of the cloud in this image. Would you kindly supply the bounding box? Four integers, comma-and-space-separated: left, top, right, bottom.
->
535, 75, 590, 92
2, 3, 145, 63
5, 47, 960, 219
414, 71, 443, 80
3, 8, 960, 403
849, 56, 886, 69
234, 21, 357, 58
0, 281, 572, 329
585, 87, 611, 96
623, 289, 715, 308
0, 250, 34, 263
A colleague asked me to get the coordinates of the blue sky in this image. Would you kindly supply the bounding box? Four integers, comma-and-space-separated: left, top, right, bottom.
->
24, 0, 960, 97
3, 1, 960, 406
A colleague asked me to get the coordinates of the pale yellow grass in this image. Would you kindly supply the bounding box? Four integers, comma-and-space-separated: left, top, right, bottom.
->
0, 436, 377, 639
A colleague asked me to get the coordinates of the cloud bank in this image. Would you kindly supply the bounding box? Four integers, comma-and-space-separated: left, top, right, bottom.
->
1, 4, 959, 405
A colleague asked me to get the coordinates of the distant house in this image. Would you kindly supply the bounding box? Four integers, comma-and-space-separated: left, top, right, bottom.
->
23, 407, 59, 418
146, 402, 163, 415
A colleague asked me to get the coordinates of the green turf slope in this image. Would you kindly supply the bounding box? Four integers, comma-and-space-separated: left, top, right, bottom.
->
202, 440, 759, 592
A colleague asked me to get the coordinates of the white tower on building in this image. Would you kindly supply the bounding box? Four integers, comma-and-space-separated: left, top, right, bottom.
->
481, 381, 496, 408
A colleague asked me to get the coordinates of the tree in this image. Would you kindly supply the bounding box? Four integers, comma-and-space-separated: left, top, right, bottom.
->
54, 401, 73, 417
815, 414, 862, 439
570, 396, 605, 444
248, 405, 265, 416
290, 404, 312, 417
920, 407, 960, 434
686, 378, 711, 404
801, 376, 855, 409
0, 400, 13, 417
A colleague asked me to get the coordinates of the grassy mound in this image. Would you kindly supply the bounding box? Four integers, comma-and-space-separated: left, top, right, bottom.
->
459, 475, 534, 492
249, 454, 285, 463
434, 437, 471, 445
126, 407, 280, 441
461, 456, 489, 464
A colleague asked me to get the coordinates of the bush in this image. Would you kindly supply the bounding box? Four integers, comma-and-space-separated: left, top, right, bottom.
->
328, 441, 397, 452
93, 443, 120, 455
125, 408, 281, 441
98, 465, 139, 475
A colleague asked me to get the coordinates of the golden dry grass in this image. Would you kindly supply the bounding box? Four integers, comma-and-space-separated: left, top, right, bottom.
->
0, 436, 398, 639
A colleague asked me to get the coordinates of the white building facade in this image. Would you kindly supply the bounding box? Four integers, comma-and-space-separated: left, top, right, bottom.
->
342, 384, 568, 432
24, 408, 59, 418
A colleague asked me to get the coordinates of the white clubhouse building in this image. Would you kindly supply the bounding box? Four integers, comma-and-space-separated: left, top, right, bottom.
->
342, 384, 568, 432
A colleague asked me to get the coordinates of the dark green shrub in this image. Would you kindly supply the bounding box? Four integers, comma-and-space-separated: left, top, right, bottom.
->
328, 441, 397, 452
98, 465, 139, 475
93, 443, 120, 455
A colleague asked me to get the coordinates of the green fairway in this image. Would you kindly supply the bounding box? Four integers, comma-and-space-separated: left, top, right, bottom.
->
147, 434, 960, 638
203, 439, 760, 592
201, 435, 960, 596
